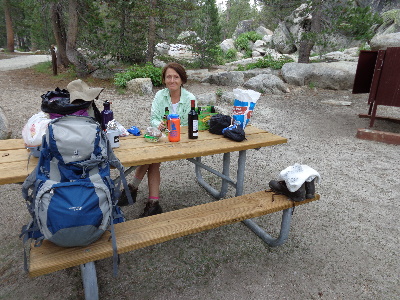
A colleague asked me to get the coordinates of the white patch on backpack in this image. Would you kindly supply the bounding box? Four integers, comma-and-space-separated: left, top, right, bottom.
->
69, 206, 82, 211
72, 149, 82, 160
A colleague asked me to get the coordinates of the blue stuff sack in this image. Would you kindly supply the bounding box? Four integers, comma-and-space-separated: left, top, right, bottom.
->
128, 126, 141, 136
222, 125, 246, 142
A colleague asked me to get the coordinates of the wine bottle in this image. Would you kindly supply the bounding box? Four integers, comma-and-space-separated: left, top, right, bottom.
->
163, 106, 169, 134
188, 100, 198, 139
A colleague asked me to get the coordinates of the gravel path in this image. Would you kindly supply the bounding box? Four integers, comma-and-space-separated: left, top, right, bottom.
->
0, 54, 51, 71
0, 56, 399, 299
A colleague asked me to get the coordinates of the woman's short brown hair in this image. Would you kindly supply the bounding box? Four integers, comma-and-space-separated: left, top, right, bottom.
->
162, 62, 187, 85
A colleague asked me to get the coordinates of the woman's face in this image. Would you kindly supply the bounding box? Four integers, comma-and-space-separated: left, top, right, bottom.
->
164, 68, 182, 93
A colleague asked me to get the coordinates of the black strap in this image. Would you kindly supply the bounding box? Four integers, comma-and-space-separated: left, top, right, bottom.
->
92, 101, 102, 125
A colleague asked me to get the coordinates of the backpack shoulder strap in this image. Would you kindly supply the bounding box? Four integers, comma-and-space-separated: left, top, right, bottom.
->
91, 101, 102, 124
21, 165, 38, 202
104, 134, 135, 205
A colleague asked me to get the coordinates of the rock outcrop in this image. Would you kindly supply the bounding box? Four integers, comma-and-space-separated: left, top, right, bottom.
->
281, 61, 357, 90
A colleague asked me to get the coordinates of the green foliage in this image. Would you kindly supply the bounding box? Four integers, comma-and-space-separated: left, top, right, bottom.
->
382, 9, 400, 25
209, 45, 225, 65
0, 0, 54, 50
32, 61, 53, 74
90, 0, 148, 64
358, 43, 371, 52
215, 88, 224, 97
114, 63, 162, 88
225, 48, 237, 60
32, 61, 77, 79
334, 4, 382, 42
260, 0, 304, 29
234, 31, 262, 58
219, 0, 259, 39
235, 32, 261, 50
236, 55, 294, 71
189, 0, 222, 68
381, 9, 400, 33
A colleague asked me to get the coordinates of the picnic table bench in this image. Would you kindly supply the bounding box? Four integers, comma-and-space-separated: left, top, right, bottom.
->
0, 126, 320, 300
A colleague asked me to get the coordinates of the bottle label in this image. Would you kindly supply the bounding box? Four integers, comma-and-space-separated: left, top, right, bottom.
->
193, 120, 198, 136
170, 123, 177, 137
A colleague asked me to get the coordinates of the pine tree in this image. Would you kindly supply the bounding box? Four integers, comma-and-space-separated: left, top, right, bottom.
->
220, 0, 258, 39
191, 0, 222, 67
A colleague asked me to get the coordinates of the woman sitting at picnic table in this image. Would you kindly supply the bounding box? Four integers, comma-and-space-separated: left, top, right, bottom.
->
118, 62, 196, 217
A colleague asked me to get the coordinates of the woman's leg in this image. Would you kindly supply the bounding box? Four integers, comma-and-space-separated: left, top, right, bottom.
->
134, 164, 150, 182
132, 163, 160, 197
147, 163, 161, 198
140, 163, 162, 217
118, 165, 149, 206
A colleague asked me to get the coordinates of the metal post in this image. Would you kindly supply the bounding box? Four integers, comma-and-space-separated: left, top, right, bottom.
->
242, 207, 293, 247
235, 150, 246, 196
80, 262, 99, 300
190, 153, 234, 199
113, 166, 137, 185
220, 152, 231, 198
50, 45, 57, 76
189, 150, 293, 247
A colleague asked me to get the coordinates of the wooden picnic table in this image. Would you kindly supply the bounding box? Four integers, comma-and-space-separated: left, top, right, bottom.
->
0, 125, 287, 188
1, 125, 321, 300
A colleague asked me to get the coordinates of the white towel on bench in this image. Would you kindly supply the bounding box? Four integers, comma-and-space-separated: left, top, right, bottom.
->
279, 163, 321, 192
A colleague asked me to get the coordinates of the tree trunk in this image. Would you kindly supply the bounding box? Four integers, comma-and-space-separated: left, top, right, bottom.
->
297, 3, 322, 63
146, 0, 158, 63
298, 39, 314, 63
66, 0, 89, 77
50, 2, 71, 68
4, 0, 14, 52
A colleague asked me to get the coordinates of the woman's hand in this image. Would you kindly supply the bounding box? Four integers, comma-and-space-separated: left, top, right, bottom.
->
158, 121, 166, 131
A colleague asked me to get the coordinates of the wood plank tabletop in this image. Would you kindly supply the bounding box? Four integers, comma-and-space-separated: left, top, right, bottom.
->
0, 126, 287, 185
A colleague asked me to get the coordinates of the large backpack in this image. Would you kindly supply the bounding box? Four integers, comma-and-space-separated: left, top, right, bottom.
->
21, 115, 133, 272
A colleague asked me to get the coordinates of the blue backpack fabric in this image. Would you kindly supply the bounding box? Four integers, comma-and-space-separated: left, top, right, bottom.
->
21, 115, 133, 274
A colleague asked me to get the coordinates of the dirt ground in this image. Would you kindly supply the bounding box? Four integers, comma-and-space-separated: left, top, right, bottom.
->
0, 53, 399, 300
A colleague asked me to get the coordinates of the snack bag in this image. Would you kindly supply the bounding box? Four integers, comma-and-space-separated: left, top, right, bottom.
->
22, 112, 51, 147
198, 105, 217, 131
232, 89, 261, 129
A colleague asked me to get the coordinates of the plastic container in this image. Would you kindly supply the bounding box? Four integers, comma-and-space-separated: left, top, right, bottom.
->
144, 134, 160, 142
168, 114, 180, 142
106, 128, 120, 148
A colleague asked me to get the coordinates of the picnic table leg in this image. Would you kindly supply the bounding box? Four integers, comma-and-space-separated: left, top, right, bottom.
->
80, 262, 99, 300
188, 152, 234, 199
113, 166, 137, 185
242, 207, 293, 247
234, 150, 246, 196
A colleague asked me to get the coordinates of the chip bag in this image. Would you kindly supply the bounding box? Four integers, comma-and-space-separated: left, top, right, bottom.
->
232, 89, 261, 129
